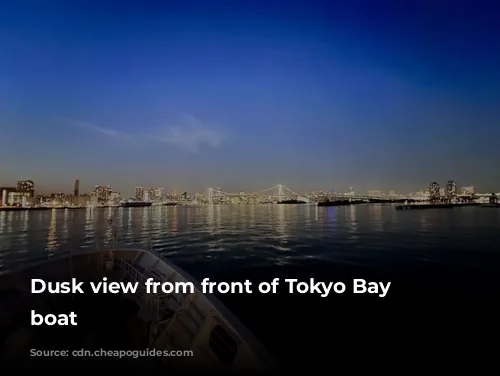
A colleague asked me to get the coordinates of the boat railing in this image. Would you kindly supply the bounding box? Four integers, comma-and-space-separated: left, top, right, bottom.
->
113, 253, 176, 322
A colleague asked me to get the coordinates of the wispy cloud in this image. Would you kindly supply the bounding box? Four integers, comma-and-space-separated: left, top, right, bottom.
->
71, 120, 120, 137
153, 115, 225, 153
65, 115, 226, 153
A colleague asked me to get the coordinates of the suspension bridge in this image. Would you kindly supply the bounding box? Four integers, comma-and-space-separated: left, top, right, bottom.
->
188, 184, 311, 204
175, 184, 396, 205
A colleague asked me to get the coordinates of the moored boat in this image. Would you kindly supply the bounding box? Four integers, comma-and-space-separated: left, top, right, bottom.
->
163, 202, 178, 206
120, 201, 153, 208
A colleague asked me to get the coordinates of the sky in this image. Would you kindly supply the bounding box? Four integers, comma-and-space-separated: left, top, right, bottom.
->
1, 0, 499, 196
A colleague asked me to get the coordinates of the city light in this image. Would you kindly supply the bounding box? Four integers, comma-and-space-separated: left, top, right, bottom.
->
0, 178, 498, 209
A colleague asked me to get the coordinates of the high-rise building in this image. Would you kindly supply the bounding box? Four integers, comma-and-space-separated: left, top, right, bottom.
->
74, 178, 80, 196
109, 191, 120, 203
154, 188, 164, 200
428, 182, 440, 201
92, 185, 112, 202
135, 187, 144, 201
147, 188, 154, 200
0, 187, 16, 206
17, 180, 34, 198
445, 180, 457, 200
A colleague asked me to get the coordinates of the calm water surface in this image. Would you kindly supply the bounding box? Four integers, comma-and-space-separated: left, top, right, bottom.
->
1, 204, 499, 367
1, 204, 499, 268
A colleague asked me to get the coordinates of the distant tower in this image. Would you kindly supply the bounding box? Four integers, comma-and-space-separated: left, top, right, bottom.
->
276, 184, 285, 202
445, 180, 457, 201
74, 178, 80, 196
428, 182, 440, 202
1, 189, 7, 206
208, 188, 214, 204
135, 187, 144, 201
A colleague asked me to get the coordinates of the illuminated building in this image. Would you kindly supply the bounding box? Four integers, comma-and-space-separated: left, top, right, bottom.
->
445, 180, 457, 201
8, 191, 23, 206
135, 187, 144, 201
154, 188, 164, 200
92, 185, 112, 202
460, 186, 475, 196
50, 192, 66, 205
17, 180, 34, 198
345, 187, 355, 197
108, 191, 121, 205
428, 182, 440, 201
51, 193, 66, 200
0, 187, 17, 206
147, 188, 154, 200
110, 191, 120, 200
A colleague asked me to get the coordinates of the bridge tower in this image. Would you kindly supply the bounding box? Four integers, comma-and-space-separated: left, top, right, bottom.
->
277, 184, 284, 202
208, 188, 214, 204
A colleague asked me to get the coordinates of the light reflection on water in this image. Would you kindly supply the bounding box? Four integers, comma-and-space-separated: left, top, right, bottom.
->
207, 204, 223, 253
348, 205, 359, 240
0, 205, 499, 271
46, 209, 58, 252
126, 208, 133, 245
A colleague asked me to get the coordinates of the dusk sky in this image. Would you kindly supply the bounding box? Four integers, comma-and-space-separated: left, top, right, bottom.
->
1, 1, 499, 196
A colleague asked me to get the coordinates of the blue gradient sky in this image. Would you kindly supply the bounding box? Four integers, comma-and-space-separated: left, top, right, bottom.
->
1, 1, 499, 195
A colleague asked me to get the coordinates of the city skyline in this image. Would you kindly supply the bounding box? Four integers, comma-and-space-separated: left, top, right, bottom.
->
2, 177, 497, 209
0, 174, 487, 198
1, 2, 500, 193
0, 177, 488, 198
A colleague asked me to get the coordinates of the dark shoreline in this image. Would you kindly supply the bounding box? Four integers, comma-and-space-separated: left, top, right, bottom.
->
316, 199, 484, 208
317, 198, 417, 206
0, 206, 90, 211
396, 203, 483, 210
0, 202, 492, 211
